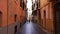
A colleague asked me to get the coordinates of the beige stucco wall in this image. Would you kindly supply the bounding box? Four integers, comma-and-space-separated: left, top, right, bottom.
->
40, 0, 54, 33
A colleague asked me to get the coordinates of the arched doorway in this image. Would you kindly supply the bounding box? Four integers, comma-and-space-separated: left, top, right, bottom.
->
0, 11, 2, 27
53, 2, 60, 34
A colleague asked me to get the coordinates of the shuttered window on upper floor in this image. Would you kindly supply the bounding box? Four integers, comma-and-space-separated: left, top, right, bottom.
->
20, 0, 26, 10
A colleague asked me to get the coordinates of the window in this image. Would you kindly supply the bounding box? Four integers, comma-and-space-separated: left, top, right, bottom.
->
38, 0, 40, 8
32, 4, 35, 10
0, 11, 2, 27
22, 1, 24, 10
20, 0, 23, 7
37, 2, 38, 9
44, 10, 46, 26
44, 10, 46, 17
14, 14, 17, 22
20, 0, 26, 10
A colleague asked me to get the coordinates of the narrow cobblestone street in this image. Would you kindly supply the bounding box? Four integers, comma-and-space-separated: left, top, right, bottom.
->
17, 21, 47, 34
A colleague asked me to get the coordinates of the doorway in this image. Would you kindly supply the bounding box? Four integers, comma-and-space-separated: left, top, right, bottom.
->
53, 2, 60, 34
14, 25, 17, 34
0, 11, 2, 27
43, 10, 46, 28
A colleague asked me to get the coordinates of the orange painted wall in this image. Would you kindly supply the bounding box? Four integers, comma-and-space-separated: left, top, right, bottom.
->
0, 0, 7, 27
0, 0, 25, 27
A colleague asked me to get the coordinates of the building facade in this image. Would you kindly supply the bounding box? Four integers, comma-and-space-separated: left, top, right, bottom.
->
39, 0, 60, 34
0, 0, 26, 34
32, 0, 60, 34
40, 0, 54, 34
